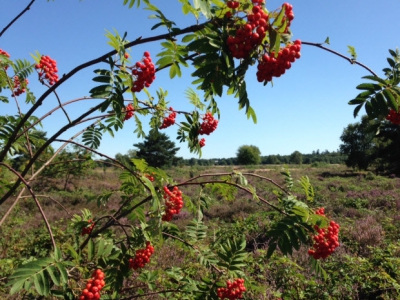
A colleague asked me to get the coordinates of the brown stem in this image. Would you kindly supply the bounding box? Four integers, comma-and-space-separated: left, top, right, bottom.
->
0, 119, 102, 225
54, 139, 137, 174
178, 179, 287, 216
44, 82, 72, 123
19, 194, 73, 217
79, 195, 153, 251
302, 42, 378, 76
4, 73, 35, 176
241, 172, 290, 194
15, 97, 96, 141
0, 162, 56, 250
0, 0, 36, 37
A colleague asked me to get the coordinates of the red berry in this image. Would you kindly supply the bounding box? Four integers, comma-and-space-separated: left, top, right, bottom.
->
162, 186, 184, 221
199, 112, 218, 135
124, 103, 134, 121
217, 278, 246, 299
308, 208, 340, 259
199, 138, 206, 148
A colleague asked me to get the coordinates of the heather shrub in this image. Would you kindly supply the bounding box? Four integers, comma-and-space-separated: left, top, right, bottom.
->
348, 215, 384, 256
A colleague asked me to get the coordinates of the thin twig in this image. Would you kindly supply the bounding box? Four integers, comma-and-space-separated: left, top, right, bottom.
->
303, 42, 378, 76
0, 162, 56, 250
0, 0, 36, 37
20, 195, 73, 217
0, 102, 104, 206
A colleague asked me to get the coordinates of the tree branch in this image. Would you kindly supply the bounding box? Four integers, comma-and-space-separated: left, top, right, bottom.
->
303, 42, 378, 76
0, 162, 56, 250
0, 0, 36, 37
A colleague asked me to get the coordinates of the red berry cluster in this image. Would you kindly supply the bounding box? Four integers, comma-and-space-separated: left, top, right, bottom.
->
199, 138, 206, 148
226, 2, 269, 59
199, 112, 218, 135
131, 51, 156, 93
217, 278, 246, 300
386, 109, 400, 125
78, 269, 106, 300
0, 49, 10, 70
159, 107, 177, 129
35, 55, 59, 85
308, 207, 340, 259
124, 103, 134, 121
144, 173, 155, 182
11, 76, 28, 96
162, 186, 183, 221
282, 2, 295, 27
256, 40, 301, 82
226, 1, 240, 9
129, 241, 155, 270
81, 219, 95, 236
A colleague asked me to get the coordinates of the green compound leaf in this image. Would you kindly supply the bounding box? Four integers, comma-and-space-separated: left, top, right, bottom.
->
8, 258, 58, 296
356, 83, 382, 91
383, 88, 398, 111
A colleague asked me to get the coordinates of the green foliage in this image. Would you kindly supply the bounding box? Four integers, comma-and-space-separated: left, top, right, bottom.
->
217, 236, 247, 276
7, 251, 68, 297
134, 129, 180, 168
289, 150, 303, 164
339, 115, 379, 170
236, 145, 261, 165
298, 176, 315, 202
2, 1, 400, 299
82, 125, 102, 149
349, 48, 400, 119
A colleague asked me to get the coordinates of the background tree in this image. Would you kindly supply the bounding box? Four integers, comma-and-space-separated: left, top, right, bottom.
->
115, 149, 137, 167
289, 150, 303, 164
340, 116, 400, 174
339, 116, 379, 170
373, 123, 400, 175
134, 129, 180, 168
236, 145, 261, 165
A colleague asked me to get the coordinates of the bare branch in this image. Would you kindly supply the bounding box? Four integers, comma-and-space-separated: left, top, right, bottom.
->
0, 0, 36, 37
0, 162, 56, 250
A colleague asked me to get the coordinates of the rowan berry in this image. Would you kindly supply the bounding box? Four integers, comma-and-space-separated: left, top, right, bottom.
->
35, 55, 59, 85
308, 208, 340, 259
256, 40, 301, 83
199, 138, 206, 148
81, 219, 95, 236
162, 186, 184, 221
199, 112, 218, 135
129, 241, 155, 270
78, 269, 105, 300
145, 173, 155, 182
386, 109, 400, 125
227, 1, 240, 9
0, 49, 11, 70
11, 76, 29, 96
130, 51, 155, 92
159, 107, 177, 129
124, 103, 134, 121
226, 3, 269, 59
217, 278, 246, 299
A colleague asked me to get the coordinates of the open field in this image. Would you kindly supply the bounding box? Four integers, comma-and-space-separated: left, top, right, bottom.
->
1, 164, 400, 299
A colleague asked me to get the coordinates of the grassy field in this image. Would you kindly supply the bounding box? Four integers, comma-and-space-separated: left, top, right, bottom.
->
1, 164, 400, 299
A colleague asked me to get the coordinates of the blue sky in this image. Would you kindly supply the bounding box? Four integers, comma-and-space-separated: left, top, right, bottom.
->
1, 0, 400, 159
